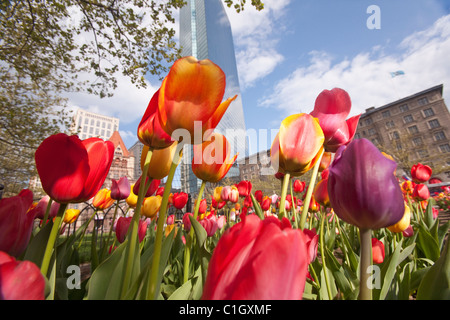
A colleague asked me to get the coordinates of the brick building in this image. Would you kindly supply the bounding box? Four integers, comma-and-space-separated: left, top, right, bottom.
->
355, 84, 450, 181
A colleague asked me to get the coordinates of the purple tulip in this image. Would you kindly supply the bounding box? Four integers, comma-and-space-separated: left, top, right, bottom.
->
327, 139, 404, 229
110, 176, 131, 200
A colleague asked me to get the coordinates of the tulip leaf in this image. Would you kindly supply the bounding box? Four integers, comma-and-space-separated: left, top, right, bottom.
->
416, 240, 450, 300
416, 223, 440, 262
168, 266, 202, 300
189, 215, 211, 290
324, 247, 356, 299
250, 193, 264, 220
319, 265, 338, 300
23, 221, 54, 266
86, 239, 128, 300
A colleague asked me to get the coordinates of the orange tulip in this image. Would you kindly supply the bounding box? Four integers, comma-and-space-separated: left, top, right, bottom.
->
387, 203, 410, 233
141, 142, 179, 180
192, 132, 238, 183
157, 56, 237, 144
126, 184, 138, 208
270, 113, 324, 176
92, 189, 115, 210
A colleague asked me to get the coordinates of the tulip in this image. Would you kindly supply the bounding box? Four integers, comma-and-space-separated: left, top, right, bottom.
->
212, 196, 226, 210
243, 195, 253, 208
327, 139, 405, 230
313, 178, 330, 207
115, 217, 147, 243
173, 192, 189, 210
310, 88, 361, 152
198, 199, 207, 214
126, 185, 138, 208
387, 203, 410, 233
0, 189, 35, 257
182, 212, 193, 232
412, 184, 430, 201
199, 215, 218, 237
142, 195, 162, 219
141, 143, 178, 180
270, 194, 278, 204
28, 195, 60, 220
35, 134, 114, 204
133, 177, 160, 198
137, 89, 175, 150
92, 188, 115, 210
372, 238, 385, 264
402, 225, 414, 237
0, 251, 46, 300
111, 176, 131, 200
157, 56, 237, 144
261, 196, 271, 211
303, 228, 319, 263
255, 190, 263, 203
236, 180, 252, 198
192, 133, 238, 183
293, 180, 305, 193
202, 215, 309, 300
156, 187, 164, 197
213, 187, 223, 203
166, 214, 175, 225
270, 113, 325, 176
217, 215, 226, 229
411, 163, 432, 183
63, 209, 81, 224
309, 196, 320, 213
319, 151, 333, 172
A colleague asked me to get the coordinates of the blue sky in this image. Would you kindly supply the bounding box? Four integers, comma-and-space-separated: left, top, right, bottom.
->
66, 0, 450, 154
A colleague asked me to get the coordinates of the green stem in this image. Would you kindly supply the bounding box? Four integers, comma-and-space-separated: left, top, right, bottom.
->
320, 211, 333, 299
101, 200, 120, 261
147, 149, 182, 300
183, 179, 206, 284
278, 173, 290, 219
42, 198, 53, 228
290, 178, 298, 228
120, 148, 153, 299
40, 203, 68, 276
300, 149, 324, 230
358, 228, 373, 300
77, 209, 97, 251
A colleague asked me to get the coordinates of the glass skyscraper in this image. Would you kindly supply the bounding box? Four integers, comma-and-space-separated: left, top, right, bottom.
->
179, 0, 246, 194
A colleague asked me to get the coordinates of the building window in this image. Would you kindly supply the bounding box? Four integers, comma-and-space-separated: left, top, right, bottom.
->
386, 120, 395, 129
90, 119, 95, 125
423, 108, 435, 118
381, 110, 391, 118
417, 149, 428, 158
439, 144, 450, 153
85, 118, 89, 124
403, 115, 414, 124
434, 131, 446, 141
364, 118, 373, 126
428, 119, 441, 129
413, 137, 423, 146
390, 131, 400, 140
372, 138, 380, 145
399, 104, 409, 112
418, 97, 429, 106
396, 142, 402, 150
368, 128, 376, 136
83, 126, 88, 133
354, 133, 361, 139
408, 125, 419, 134
89, 127, 94, 134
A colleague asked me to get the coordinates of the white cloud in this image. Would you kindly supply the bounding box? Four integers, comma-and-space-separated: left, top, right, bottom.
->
259, 14, 450, 121
224, 0, 291, 89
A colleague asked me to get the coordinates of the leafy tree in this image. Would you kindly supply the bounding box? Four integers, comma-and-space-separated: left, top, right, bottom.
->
0, 0, 264, 197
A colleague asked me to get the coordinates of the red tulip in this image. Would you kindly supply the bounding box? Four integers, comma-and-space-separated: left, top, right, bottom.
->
133, 177, 160, 198
0, 251, 46, 300
402, 225, 414, 237
0, 189, 35, 257
115, 217, 147, 243
35, 134, 114, 203
199, 215, 218, 237
182, 212, 193, 232
261, 196, 271, 211
236, 180, 252, 197
202, 215, 308, 300
137, 89, 175, 150
173, 192, 189, 210
310, 88, 361, 152
293, 180, 305, 193
157, 56, 237, 144
255, 190, 263, 203
313, 178, 330, 207
303, 228, 319, 263
412, 184, 430, 201
111, 176, 131, 200
198, 199, 207, 214
372, 238, 385, 264
411, 163, 432, 183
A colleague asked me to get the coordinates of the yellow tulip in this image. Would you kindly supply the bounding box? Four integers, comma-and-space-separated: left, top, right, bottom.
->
141, 142, 178, 180
142, 195, 162, 219
213, 186, 223, 203
387, 203, 410, 233
64, 208, 81, 224
126, 184, 138, 208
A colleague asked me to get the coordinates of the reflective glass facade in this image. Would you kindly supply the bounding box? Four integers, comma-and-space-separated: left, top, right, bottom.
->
179, 0, 247, 194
